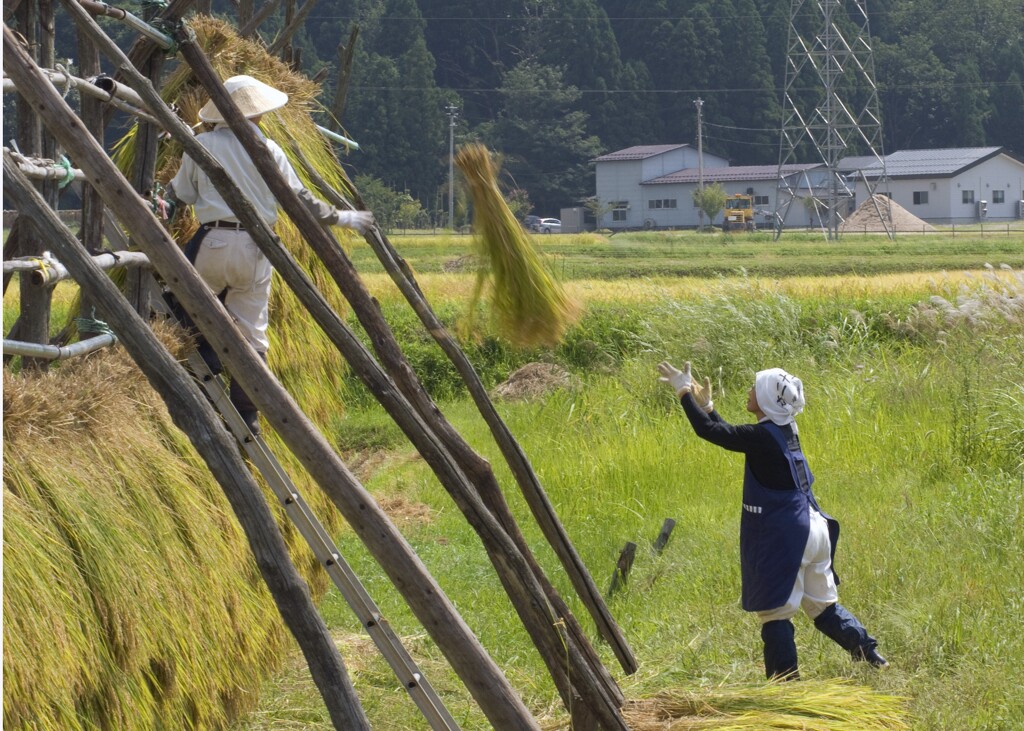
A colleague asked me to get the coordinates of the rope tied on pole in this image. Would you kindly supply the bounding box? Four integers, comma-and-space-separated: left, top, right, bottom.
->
56, 155, 76, 188
76, 311, 115, 336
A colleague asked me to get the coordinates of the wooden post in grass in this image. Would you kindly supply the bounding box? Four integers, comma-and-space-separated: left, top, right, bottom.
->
13, 15, 542, 730
653, 518, 676, 555
3, 148, 372, 731
607, 542, 637, 598
172, 31, 627, 730
289, 143, 638, 678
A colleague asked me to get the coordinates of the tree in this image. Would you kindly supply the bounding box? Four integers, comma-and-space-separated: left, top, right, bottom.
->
692, 184, 727, 229
485, 61, 603, 214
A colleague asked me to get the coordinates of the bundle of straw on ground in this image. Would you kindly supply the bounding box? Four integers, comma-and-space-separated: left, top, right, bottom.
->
455, 142, 580, 347
615, 680, 909, 731
1, 324, 339, 729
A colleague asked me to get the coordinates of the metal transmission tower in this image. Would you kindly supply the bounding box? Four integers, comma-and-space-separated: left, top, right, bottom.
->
774, 0, 891, 240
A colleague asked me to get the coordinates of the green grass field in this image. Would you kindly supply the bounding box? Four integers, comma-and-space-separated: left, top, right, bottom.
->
233, 236, 1022, 729
5, 232, 1023, 730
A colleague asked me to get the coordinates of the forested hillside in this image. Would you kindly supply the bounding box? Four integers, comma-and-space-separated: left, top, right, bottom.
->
296, 0, 1024, 217
12, 0, 1024, 220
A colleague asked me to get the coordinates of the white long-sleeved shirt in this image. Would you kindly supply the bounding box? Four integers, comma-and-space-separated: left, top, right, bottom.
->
169, 120, 334, 225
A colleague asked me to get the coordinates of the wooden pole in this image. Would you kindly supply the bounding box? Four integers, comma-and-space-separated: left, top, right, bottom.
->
290, 146, 627, 712
239, 0, 280, 39
331, 24, 358, 122
295, 148, 638, 676
3, 148, 372, 731
177, 33, 627, 730
16, 15, 541, 729
12, 0, 50, 369
75, 17, 106, 341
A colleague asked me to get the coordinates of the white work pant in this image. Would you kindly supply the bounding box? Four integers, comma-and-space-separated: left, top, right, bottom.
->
194, 229, 273, 353
757, 507, 839, 624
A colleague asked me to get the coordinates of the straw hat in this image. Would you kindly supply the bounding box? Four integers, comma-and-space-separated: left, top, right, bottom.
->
198, 75, 289, 123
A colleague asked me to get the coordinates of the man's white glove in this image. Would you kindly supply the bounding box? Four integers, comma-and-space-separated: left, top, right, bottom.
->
658, 360, 693, 396
332, 209, 375, 234
691, 376, 714, 413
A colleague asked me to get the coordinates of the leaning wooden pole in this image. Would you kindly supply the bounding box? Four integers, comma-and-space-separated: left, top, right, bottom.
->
296, 148, 638, 676
290, 144, 626, 710
17, 13, 541, 729
173, 29, 628, 731
3, 148, 371, 731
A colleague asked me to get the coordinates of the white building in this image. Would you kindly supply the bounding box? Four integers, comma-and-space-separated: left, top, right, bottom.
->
850, 147, 1024, 224
593, 145, 727, 229
593, 145, 825, 229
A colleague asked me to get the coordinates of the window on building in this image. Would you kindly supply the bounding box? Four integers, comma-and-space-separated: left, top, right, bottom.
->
611, 202, 629, 222
962, 190, 975, 204
648, 198, 677, 209
913, 191, 928, 205
754, 195, 769, 206
993, 190, 1005, 204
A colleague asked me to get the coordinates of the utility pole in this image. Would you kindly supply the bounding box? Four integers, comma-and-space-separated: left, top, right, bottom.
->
446, 102, 458, 230
694, 98, 704, 230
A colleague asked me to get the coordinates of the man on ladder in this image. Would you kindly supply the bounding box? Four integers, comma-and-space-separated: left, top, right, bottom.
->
167, 75, 373, 435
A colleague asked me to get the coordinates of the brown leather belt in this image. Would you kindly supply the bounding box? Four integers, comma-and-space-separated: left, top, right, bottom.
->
206, 220, 245, 230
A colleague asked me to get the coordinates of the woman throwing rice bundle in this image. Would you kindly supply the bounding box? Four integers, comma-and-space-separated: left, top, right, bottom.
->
658, 361, 889, 680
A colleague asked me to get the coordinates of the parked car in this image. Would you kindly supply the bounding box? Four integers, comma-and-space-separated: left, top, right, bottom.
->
538, 218, 561, 234
523, 215, 541, 231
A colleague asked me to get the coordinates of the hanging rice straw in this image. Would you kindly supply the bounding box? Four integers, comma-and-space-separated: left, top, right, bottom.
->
455, 142, 580, 347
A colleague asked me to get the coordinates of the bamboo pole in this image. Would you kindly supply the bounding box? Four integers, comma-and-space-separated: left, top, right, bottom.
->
3, 146, 372, 731
18, 13, 540, 730
2, 72, 158, 122
177, 33, 628, 731
3, 250, 151, 284
2, 147, 86, 182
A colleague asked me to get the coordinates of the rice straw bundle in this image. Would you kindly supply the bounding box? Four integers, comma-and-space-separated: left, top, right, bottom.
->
455, 142, 580, 347
618, 679, 909, 731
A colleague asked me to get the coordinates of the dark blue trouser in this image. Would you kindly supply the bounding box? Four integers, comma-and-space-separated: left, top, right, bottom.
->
762, 619, 799, 679
813, 603, 878, 656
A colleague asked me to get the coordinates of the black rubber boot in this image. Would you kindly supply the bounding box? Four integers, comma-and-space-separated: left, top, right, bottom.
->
761, 619, 800, 680
228, 351, 266, 437
813, 603, 888, 668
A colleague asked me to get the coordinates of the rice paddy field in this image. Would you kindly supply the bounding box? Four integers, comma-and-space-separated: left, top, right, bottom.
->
4, 231, 1023, 730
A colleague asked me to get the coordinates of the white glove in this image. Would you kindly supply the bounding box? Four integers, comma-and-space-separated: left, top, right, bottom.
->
691, 376, 714, 413
657, 360, 692, 396
332, 209, 374, 234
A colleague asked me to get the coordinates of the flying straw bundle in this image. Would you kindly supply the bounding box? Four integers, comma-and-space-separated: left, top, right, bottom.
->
455, 142, 580, 347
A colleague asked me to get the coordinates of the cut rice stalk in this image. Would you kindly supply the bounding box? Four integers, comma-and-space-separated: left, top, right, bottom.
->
455, 142, 580, 347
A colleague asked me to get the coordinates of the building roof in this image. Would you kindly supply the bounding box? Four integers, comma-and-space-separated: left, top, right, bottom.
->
593, 144, 690, 162
642, 163, 821, 185
836, 155, 883, 172
859, 147, 1005, 178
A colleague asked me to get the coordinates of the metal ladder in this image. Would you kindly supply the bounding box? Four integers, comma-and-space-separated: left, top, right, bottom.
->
186, 351, 461, 731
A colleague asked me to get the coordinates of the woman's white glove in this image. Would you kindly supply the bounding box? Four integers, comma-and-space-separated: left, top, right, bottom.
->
332, 209, 375, 234
657, 360, 692, 396
691, 376, 714, 413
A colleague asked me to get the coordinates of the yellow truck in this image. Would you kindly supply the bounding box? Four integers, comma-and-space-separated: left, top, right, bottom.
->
723, 194, 756, 231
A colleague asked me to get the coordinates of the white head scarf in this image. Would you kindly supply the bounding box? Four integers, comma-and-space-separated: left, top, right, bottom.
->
754, 368, 805, 428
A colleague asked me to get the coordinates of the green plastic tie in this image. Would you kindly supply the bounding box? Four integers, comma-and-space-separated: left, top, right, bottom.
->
56, 155, 76, 190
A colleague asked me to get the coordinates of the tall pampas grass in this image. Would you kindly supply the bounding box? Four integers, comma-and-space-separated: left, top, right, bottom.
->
455, 142, 580, 347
